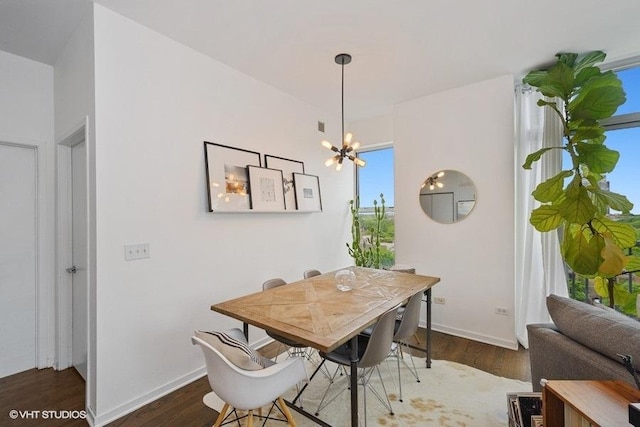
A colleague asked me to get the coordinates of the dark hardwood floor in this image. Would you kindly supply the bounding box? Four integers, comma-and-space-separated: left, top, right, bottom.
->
0, 330, 530, 426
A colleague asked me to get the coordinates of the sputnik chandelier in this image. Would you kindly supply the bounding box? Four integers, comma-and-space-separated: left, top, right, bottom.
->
321, 53, 366, 171
423, 171, 446, 190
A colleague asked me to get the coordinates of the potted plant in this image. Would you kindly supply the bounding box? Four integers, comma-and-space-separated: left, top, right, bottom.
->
522, 51, 640, 312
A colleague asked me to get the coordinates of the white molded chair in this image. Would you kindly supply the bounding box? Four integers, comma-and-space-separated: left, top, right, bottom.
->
315, 307, 399, 426
303, 269, 322, 279
192, 328, 307, 427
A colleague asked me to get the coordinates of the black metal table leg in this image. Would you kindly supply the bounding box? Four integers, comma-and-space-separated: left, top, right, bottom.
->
350, 335, 359, 427
426, 288, 432, 368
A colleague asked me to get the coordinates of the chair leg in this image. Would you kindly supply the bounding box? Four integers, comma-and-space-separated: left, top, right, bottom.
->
397, 347, 403, 402
213, 403, 229, 427
278, 397, 297, 427
247, 410, 253, 427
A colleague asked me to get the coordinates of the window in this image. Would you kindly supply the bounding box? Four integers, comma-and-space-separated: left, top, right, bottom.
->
565, 64, 640, 313
355, 146, 395, 268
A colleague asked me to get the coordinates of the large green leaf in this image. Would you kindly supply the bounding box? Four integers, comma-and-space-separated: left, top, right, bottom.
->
575, 143, 619, 173
543, 62, 575, 100
624, 255, 640, 273
569, 72, 626, 120
532, 170, 573, 203
573, 51, 606, 74
522, 70, 549, 88
557, 52, 579, 68
524, 62, 575, 99
530, 205, 563, 231
557, 181, 597, 224
571, 122, 604, 142
574, 67, 601, 88
562, 229, 602, 275
522, 147, 556, 170
589, 188, 634, 214
592, 216, 637, 248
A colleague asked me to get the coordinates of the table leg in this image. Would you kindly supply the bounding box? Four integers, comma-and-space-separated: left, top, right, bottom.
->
350, 335, 359, 427
426, 288, 432, 368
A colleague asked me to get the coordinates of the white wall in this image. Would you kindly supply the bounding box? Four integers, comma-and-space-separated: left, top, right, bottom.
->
53, 2, 96, 417
0, 50, 55, 368
92, 5, 352, 424
349, 113, 394, 147
394, 75, 516, 349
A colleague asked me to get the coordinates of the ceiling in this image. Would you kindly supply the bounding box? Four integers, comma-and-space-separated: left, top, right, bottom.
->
2, 0, 640, 121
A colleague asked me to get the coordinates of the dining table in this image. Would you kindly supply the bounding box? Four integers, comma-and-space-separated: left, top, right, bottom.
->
211, 266, 441, 427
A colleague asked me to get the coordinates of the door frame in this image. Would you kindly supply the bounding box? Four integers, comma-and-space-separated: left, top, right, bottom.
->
55, 119, 89, 371
0, 135, 52, 371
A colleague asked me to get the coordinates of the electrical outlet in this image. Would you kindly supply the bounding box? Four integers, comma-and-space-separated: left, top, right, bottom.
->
433, 297, 446, 304
495, 307, 509, 316
124, 243, 150, 261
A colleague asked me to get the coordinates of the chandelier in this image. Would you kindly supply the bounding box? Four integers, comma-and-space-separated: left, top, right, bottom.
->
423, 171, 445, 190
321, 53, 366, 171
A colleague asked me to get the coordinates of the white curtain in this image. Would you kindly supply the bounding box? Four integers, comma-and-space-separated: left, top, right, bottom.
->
514, 86, 569, 348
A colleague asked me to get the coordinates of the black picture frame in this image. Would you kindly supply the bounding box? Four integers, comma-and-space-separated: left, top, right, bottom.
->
264, 155, 305, 211
293, 173, 322, 212
204, 141, 261, 212
247, 166, 286, 211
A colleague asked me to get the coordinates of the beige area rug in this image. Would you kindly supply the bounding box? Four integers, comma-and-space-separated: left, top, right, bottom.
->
205, 355, 532, 427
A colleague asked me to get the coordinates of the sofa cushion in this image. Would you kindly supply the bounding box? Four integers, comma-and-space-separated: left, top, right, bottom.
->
196, 330, 266, 371
547, 294, 640, 372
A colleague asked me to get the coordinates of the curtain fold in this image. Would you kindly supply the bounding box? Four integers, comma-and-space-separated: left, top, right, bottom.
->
514, 86, 569, 349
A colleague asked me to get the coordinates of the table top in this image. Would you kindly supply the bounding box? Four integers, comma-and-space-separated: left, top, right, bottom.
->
211, 267, 440, 353
544, 380, 640, 427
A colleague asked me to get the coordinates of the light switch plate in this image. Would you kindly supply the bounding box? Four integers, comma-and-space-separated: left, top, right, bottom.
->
124, 243, 150, 261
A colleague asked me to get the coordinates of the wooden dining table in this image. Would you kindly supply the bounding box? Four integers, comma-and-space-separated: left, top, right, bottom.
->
211, 266, 440, 427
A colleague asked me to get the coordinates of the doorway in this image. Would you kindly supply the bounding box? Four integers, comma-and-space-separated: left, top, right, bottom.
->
57, 125, 89, 381
0, 142, 37, 378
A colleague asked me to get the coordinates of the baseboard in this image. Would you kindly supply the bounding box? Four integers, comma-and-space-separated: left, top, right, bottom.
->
92, 336, 272, 426
91, 367, 207, 427
420, 320, 519, 350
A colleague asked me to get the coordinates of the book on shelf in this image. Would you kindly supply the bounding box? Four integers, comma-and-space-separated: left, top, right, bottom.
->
507, 391, 542, 427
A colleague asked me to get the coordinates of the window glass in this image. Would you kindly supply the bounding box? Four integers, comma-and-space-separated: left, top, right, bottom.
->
355, 147, 395, 269
563, 64, 640, 314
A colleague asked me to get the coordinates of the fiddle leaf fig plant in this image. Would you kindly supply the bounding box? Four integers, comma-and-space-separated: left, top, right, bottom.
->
523, 51, 640, 309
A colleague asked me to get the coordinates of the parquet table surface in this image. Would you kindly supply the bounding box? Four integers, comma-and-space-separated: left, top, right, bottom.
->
212, 267, 440, 353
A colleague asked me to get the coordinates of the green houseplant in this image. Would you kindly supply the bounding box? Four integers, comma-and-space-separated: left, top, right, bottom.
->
522, 51, 640, 312
347, 193, 389, 269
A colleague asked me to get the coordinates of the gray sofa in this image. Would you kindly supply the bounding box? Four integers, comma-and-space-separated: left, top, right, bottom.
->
527, 294, 640, 392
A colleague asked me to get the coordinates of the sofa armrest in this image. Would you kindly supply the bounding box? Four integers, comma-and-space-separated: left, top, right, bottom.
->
527, 323, 634, 392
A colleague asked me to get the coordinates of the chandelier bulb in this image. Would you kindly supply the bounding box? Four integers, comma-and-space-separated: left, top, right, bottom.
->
321, 140, 333, 150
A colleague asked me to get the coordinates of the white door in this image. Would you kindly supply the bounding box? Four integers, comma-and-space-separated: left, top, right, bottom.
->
71, 141, 88, 380
0, 143, 37, 378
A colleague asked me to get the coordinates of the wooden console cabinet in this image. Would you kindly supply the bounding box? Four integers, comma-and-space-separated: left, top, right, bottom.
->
543, 380, 640, 427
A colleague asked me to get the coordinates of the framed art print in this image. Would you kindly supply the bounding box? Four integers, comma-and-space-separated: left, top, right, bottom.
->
204, 141, 261, 212
293, 173, 322, 212
247, 166, 286, 211
264, 155, 305, 211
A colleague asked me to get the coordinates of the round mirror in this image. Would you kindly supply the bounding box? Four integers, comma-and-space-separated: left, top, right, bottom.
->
419, 170, 477, 223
